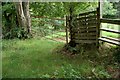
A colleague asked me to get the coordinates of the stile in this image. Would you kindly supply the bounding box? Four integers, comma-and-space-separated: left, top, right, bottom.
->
67, 8, 100, 47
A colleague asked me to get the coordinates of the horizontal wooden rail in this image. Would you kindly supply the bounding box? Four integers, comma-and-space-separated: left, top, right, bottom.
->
32, 20, 65, 27
79, 11, 97, 16
70, 11, 97, 18
100, 28, 120, 34
75, 40, 96, 43
100, 18, 120, 25
100, 18, 120, 46
77, 15, 97, 20
101, 36, 120, 42
99, 38, 120, 46
31, 16, 65, 21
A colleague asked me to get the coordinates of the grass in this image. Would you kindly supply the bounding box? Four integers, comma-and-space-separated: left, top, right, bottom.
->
101, 23, 120, 30
2, 39, 64, 78
2, 38, 118, 78
101, 31, 120, 38
45, 31, 66, 39
101, 23, 120, 38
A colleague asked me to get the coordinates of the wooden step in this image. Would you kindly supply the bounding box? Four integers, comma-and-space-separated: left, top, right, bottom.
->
99, 38, 120, 46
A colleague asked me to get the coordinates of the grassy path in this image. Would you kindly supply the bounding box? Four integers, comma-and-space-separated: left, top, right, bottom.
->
2, 39, 110, 78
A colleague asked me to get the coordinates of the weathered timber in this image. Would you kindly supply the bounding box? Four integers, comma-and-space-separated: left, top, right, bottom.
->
79, 20, 97, 24
77, 33, 96, 36
32, 16, 65, 20
67, 8, 99, 46
77, 15, 97, 20
99, 38, 120, 46
100, 18, 120, 25
101, 36, 120, 42
75, 36, 96, 40
97, 7, 100, 47
66, 16, 69, 44
100, 28, 120, 34
72, 28, 96, 32
79, 11, 97, 16
75, 40, 96, 43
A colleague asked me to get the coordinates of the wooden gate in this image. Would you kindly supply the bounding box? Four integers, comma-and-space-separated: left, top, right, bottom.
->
66, 8, 100, 46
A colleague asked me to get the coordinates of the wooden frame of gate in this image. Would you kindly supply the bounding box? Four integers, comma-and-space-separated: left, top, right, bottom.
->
66, 8, 100, 47
66, 8, 120, 47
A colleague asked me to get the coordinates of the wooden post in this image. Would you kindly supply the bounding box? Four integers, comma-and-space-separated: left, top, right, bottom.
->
65, 16, 68, 44
99, 0, 103, 18
97, 5, 100, 48
97, 0, 103, 48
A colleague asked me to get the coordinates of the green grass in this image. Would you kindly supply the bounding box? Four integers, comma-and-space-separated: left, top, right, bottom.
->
101, 23, 120, 38
45, 31, 66, 39
101, 31, 120, 38
2, 38, 110, 78
101, 23, 120, 30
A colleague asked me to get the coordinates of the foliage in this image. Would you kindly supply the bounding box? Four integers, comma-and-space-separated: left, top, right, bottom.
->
30, 2, 98, 17
3, 27, 29, 39
2, 2, 119, 39
113, 47, 120, 64
31, 17, 65, 37
2, 2, 31, 39
113, 1, 120, 18
30, 2, 98, 38
102, 0, 117, 18
61, 64, 84, 78
2, 2, 17, 39
30, 2, 65, 17
94, 67, 111, 78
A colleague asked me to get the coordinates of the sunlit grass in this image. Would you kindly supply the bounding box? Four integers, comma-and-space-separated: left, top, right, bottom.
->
45, 31, 66, 39
101, 31, 120, 38
101, 23, 120, 30
2, 39, 111, 78
101, 23, 120, 38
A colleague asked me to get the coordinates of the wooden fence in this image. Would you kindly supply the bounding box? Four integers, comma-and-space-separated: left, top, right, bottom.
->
31, 13, 120, 46
99, 19, 120, 46
32, 16, 67, 42
66, 8, 120, 46
32, 16, 65, 21
66, 8, 100, 46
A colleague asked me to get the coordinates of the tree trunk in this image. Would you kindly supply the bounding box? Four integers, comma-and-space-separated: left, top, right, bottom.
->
69, 3, 76, 47
14, 0, 27, 31
14, 0, 31, 38
22, 1, 31, 34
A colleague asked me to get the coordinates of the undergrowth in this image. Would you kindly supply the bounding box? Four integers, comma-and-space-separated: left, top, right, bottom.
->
2, 39, 119, 78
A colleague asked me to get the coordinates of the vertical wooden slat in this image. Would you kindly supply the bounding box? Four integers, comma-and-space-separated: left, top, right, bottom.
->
65, 16, 68, 44
99, 0, 103, 48
99, 0, 103, 18
97, 7, 100, 48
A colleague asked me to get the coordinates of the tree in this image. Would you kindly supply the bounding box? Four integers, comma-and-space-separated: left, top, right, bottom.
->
15, 1, 27, 31
2, 0, 32, 39
2, 2, 18, 39
102, 0, 117, 18
22, 2, 31, 33
113, 1, 120, 19
15, 0, 31, 35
